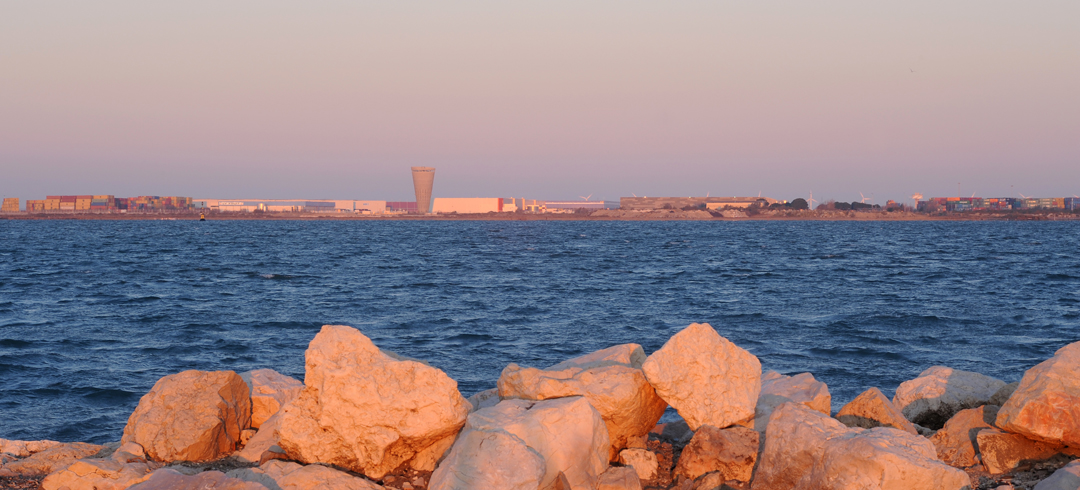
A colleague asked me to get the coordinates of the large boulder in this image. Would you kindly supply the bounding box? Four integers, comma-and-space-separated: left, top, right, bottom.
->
836, 387, 918, 435
893, 366, 1006, 429
241, 369, 303, 429
121, 370, 252, 462
753, 403, 970, 490
641, 323, 761, 430
976, 428, 1074, 475
674, 425, 758, 483
429, 397, 610, 490
498, 343, 667, 459
276, 325, 470, 480
754, 371, 831, 431
996, 341, 1080, 447
1035, 460, 1080, 490
752, 403, 852, 490
809, 427, 972, 490
0, 442, 103, 476
228, 460, 385, 489
929, 405, 998, 467
128, 468, 267, 489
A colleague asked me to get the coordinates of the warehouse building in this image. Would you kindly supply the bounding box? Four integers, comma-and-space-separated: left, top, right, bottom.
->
192, 199, 386, 214
432, 198, 507, 214
543, 200, 606, 210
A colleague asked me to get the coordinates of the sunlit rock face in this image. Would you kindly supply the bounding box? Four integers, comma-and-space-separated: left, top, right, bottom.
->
997, 341, 1080, 447
641, 323, 761, 431
121, 370, 252, 462
275, 325, 470, 480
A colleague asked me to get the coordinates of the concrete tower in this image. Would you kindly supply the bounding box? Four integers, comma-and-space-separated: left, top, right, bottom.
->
411, 167, 435, 214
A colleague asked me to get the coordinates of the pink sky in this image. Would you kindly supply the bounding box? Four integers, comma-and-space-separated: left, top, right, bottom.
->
2, 1, 1078, 204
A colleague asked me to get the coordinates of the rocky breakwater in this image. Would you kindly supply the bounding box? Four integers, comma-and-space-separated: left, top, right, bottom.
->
4, 323, 1080, 490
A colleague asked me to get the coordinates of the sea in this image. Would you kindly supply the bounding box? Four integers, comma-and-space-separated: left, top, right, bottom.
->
1, 219, 1078, 444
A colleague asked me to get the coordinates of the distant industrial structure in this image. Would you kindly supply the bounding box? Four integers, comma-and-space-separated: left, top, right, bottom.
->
411, 167, 436, 214
918, 197, 1079, 212
22, 195, 191, 212
191, 199, 386, 214
620, 196, 778, 211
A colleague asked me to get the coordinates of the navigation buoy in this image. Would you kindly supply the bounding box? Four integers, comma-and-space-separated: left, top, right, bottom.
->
199, 213, 206, 221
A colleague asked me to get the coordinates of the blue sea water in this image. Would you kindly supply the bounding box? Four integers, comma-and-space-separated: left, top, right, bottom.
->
1, 219, 1078, 444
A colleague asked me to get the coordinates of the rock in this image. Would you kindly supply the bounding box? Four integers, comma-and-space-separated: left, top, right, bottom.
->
466, 388, 500, 413
754, 371, 830, 431
753, 403, 970, 490
597, 466, 643, 490
674, 425, 758, 482
893, 366, 1006, 429
976, 428, 1071, 475
128, 468, 268, 489
996, 341, 1080, 447
498, 343, 667, 459
641, 323, 761, 431
228, 460, 385, 489
0, 439, 63, 458
549, 344, 647, 371
41, 458, 159, 490
0, 442, 104, 476
989, 382, 1020, 407
690, 472, 728, 490
618, 448, 659, 481
835, 387, 918, 435
929, 405, 998, 467
429, 397, 609, 490
809, 427, 972, 490
752, 403, 852, 489
1035, 460, 1080, 490
241, 369, 303, 430
276, 325, 470, 480
237, 412, 282, 464
122, 370, 252, 462
112, 442, 148, 464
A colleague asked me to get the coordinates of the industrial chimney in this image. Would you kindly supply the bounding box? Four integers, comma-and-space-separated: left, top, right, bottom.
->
411, 167, 435, 214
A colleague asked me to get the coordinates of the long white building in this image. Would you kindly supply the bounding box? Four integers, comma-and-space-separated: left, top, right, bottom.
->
192, 199, 386, 214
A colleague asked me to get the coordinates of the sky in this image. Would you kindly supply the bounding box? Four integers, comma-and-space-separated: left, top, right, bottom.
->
2, 1, 1078, 204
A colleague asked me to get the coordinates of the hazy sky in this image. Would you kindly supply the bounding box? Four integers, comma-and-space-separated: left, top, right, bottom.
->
2, 1, 1078, 203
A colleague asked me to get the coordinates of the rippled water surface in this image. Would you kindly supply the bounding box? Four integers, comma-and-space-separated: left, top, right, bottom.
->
1, 219, 1079, 443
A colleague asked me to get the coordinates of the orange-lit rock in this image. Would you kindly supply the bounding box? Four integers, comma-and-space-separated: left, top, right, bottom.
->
498, 343, 667, 460
0, 439, 63, 458
228, 460, 385, 489
0, 441, 103, 477
752, 403, 851, 489
810, 427, 972, 490
40, 458, 159, 490
466, 388, 499, 413
929, 405, 998, 467
236, 412, 281, 464
128, 468, 267, 489
642, 323, 761, 431
754, 371, 831, 431
430, 397, 609, 490
996, 341, 1080, 447
618, 448, 658, 481
121, 370, 252, 462
836, 387, 918, 435
976, 428, 1072, 475
753, 402, 970, 490
597, 465, 643, 490
893, 366, 1005, 429
674, 425, 758, 482
276, 325, 469, 480
241, 368, 302, 429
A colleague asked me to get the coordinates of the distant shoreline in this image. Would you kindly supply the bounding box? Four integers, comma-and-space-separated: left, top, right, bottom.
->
3, 211, 1078, 221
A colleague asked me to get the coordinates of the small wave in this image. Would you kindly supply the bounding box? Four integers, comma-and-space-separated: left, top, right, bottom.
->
0, 339, 33, 348
1045, 273, 1079, 281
